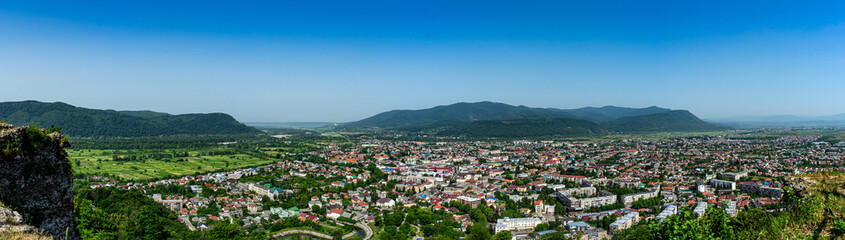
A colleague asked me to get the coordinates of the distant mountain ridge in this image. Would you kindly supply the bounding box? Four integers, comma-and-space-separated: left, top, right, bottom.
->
0, 101, 259, 137
346, 101, 676, 128
560, 105, 673, 122
346, 101, 577, 128
708, 114, 845, 127
343, 102, 726, 137
436, 118, 610, 138
602, 110, 725, 132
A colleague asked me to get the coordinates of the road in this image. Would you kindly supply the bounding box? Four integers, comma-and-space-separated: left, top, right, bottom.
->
272, 229, 333, 239
355, 222, 374, 240
411, 224, 420, 236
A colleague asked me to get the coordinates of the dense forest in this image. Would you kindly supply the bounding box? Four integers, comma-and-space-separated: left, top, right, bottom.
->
74, 188, 195, 239
74, 188, 268, 240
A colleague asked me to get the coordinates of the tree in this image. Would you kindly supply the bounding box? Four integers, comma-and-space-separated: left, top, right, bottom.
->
205, 221, 244, 240
470, 208, 487, 223
534, 223, 549, 232
405, 211, 419, 224
130, 206, 168, 240
312, 205, 326, 215
492, 230, 512, 240
374, 216, 383, 227
332, 229, 344, 240
73, 198, 122, 239
468, 220, 491, 240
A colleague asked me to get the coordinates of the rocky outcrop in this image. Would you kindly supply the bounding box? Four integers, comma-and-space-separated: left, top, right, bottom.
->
0, 203, 53, 240
0, 124, 79, 240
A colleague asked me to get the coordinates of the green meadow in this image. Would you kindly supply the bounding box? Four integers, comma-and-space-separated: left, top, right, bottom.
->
65, 133, 350, 181
68, 148, 278, 180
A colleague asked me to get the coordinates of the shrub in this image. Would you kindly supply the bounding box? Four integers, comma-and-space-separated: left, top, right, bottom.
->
834, 220, 845, 235
338, 216, 357, 223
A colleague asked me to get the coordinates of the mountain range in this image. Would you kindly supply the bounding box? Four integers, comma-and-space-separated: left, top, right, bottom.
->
341, 101, 727, 137
0, 101, 259, 137
0, 100, 732, 138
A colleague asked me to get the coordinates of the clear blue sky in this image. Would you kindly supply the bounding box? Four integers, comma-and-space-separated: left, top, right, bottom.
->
1, 1, 844, 122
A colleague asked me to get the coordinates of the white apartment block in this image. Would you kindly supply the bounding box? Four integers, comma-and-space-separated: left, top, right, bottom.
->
710, 179, 736, 190
557, 190, 617, 211
609, 212, 640, 234
621, 187, 660, 207
693, 202, 707, 218
494, 217, 542, 233
656, 205, 678, 222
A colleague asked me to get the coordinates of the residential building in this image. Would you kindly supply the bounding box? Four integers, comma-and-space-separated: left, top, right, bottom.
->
457, 196, 482, 208
695, 180, 706, 193
725, 201, 738, 217
693, 202, 707, 218
739, 183, 783, 198
710, 179, 736, 191
609, 212, 639, 234
557, 188, 617, 211
494, 217, 541, 233
656, 205, 678, 222
621, 188, 660, 207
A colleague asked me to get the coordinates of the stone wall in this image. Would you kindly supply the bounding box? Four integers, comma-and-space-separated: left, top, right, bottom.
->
0, 123, 80, 240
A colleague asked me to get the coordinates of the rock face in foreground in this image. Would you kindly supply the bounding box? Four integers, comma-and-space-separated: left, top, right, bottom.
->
0, 204, 53, 240
0, 123, 79, 240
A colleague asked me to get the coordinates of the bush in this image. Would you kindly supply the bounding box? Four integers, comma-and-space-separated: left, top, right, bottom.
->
338, 216, 357, 223
834, 220, 845, 235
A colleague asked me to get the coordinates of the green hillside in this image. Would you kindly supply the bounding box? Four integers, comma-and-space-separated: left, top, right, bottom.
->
603, 110, 727, 133
118, 110, 172, 119
560, 105, 671, 122
434, 118, 610, 138
0, 101, 259, 137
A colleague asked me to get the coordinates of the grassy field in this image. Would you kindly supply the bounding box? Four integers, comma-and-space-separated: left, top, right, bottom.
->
69, 148, 278, 181
65, 133, 355, 181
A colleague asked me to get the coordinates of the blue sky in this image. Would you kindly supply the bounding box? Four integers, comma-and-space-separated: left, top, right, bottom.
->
1, 1, 844, 122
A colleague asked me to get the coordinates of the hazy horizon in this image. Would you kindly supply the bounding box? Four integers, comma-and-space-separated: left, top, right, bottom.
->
2, 1, 844, 122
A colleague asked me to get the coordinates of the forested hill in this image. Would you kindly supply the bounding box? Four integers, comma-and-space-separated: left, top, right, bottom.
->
0, 101, 260, 137
344, 102, 681, 129
344, 101, 577, 128
602, 110, 729, 133
342, 102, 726, 137
435, 118, 610, 138
561, 105, 671, 122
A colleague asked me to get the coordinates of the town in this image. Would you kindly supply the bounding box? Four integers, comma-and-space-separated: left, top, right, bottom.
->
87, 135, 844, 240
